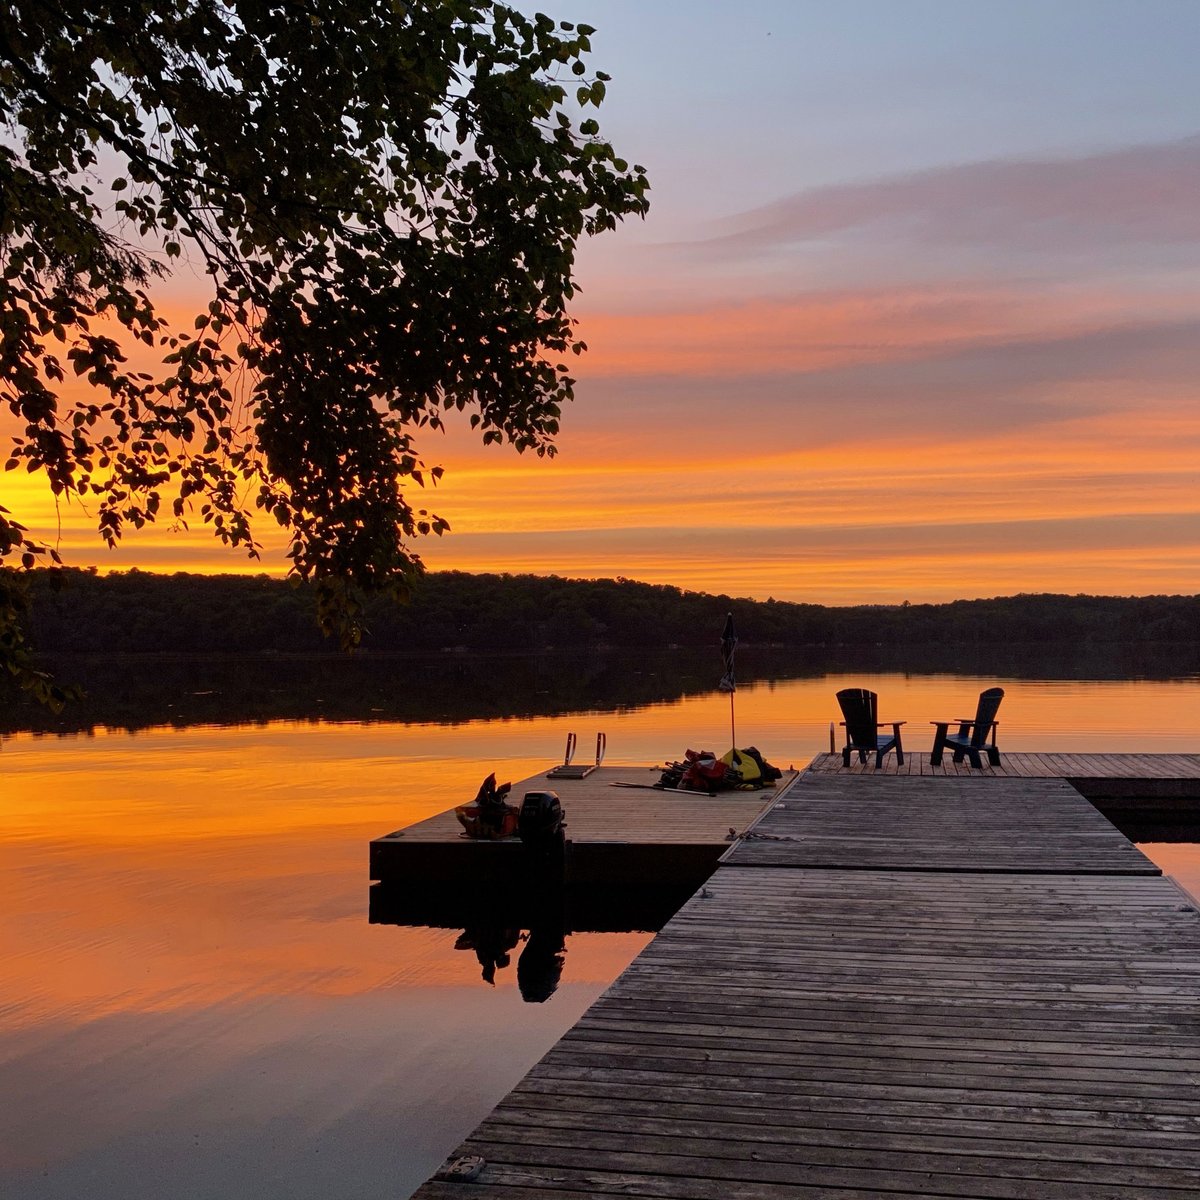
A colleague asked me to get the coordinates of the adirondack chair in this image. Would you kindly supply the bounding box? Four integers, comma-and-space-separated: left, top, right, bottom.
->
836, 688, 905, 769
929, 687, 1004, 768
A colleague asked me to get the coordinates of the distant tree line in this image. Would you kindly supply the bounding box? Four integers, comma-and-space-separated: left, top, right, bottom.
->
4, 569, 1198, 735
15, 568, 1200, 656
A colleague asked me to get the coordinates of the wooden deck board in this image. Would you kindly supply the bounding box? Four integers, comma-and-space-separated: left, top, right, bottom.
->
418, 862, 1200, 1199
370, 766, 793, 885
374, 754, 1200, 887
377, 766, 782, 846
807, 751, 1200, 780
409, 757, 1200, 1200
723, 774, 1159, 875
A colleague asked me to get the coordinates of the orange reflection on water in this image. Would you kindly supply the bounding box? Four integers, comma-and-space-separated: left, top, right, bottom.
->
5, 672, 1197, 836
0, 714, 655, 1189
1, 671, 1197, 1195
1137, 844, 1200, 906
4, 715, 660, 1039
3, 673, 1195, 1021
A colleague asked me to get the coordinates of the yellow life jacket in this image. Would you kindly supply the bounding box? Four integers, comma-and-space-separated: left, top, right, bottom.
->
720, 748, 762, 787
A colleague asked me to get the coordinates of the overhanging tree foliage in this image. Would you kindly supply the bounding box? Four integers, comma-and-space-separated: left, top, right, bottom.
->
0, 0, 648, 705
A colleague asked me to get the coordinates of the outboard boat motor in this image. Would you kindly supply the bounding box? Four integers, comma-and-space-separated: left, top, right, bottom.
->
517, 790, 566, 881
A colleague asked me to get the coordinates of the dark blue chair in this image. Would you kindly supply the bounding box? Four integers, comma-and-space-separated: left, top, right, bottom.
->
930, 687, 1004, 769
836, 688, 905, 769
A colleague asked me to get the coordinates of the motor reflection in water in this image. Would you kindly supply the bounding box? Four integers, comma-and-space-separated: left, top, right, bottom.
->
369, 877, 695, 1002
516, 902, 567, 1003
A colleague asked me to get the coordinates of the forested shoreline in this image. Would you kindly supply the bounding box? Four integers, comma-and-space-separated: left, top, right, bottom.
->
16, 567, 1200, 654
3, 568, 1197, 735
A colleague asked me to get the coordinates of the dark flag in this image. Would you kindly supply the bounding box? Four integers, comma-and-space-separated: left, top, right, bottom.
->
719, 612, 737, 693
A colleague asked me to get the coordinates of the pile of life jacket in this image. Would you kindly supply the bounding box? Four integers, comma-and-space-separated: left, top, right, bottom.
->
455, 776, 568, 843
455, 773, 519, 839
657, 747, 783, 795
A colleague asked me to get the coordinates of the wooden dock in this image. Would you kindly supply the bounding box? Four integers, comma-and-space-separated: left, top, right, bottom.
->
810, 750, 1200, 823
370, 766, 792, 886
412, 767, 1200, 1199
807, 751, 1200, 781
729, 775, 1161, 875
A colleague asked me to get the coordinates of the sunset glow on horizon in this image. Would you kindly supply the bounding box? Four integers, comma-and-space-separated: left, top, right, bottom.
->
6, 0, 1200, 605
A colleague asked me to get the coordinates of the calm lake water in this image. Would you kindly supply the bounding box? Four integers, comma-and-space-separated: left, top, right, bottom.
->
3, 660, 1198, 1199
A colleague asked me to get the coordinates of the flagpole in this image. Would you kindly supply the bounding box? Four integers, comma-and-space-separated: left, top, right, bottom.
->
720, 611, 738, 752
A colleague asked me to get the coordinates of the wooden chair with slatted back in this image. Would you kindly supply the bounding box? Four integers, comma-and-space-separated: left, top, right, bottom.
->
929, 687, 1004, 769
836, 687, 905, 769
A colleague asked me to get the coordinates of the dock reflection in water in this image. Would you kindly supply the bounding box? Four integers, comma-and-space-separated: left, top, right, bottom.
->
0, 721, 661, 1200
370, 879, 697, 1002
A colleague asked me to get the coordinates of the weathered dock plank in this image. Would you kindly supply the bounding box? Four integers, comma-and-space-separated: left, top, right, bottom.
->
411, 764, 1200, 1200
797, 752, 1200, 829
418, 864, 1200, 1200
724, 774, 1160, 874
808, 750, 1200, 782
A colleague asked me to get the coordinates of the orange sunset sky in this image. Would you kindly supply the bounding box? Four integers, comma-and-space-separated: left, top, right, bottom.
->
6, 0, 1200, 604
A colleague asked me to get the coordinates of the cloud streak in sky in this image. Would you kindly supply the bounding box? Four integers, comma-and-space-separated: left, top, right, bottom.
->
699, 135, 1200, 258
577, 289, 1200, 393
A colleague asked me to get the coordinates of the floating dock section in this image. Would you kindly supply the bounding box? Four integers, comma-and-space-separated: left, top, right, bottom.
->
370, 765, 792, 887
413, 766, 1200, 1199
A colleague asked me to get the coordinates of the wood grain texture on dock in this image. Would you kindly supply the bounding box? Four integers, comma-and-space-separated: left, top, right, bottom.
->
725, 774, 1160, 875
418, 861, 1200, 1198
413, 769, 1200, 1200
370, 767, 792, 885
384, 766, 782, 845
808, 750, 1200, 780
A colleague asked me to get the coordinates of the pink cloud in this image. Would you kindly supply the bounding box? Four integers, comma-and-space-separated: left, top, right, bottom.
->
696, 135, 1200, 255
